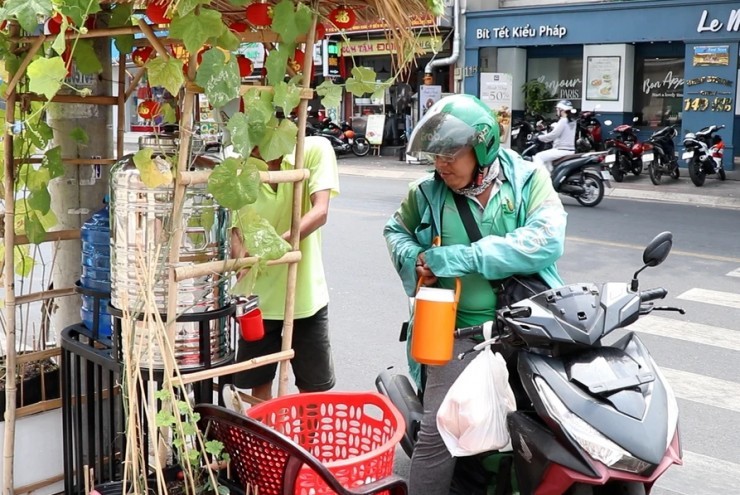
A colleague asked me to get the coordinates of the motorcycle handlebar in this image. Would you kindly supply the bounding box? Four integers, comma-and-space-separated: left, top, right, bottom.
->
454, 325, 484, 339
640, 288, 667, 302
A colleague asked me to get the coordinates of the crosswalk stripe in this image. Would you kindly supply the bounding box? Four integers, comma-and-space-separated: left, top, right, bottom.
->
661, 368, 740, 413
676, 288, 740, 310
627, 315, 740, 352
655, 450, 740, 495
727, 267, 740, 277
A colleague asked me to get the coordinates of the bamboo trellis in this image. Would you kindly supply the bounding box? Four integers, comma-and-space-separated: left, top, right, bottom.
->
1, 0, 440, 493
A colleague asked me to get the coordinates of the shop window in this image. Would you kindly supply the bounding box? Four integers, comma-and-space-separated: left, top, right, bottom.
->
526, 57, 583, 110
633, 57, 684, 128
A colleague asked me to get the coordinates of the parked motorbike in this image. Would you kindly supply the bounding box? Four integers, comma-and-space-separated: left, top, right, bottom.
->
575, 107, 605, 153
377, 231, 684, 495
316, 117, 371, 157
682, 124, 726, 186
510, 115, 549, 153
603, 118, 650, 182
643, 124, 680, 185
520, 132, 611, 207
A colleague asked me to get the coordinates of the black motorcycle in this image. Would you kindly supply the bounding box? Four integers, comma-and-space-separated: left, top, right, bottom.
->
682, 124, 726, 186
644, 124, 680, 185
316, 117, 371, 157
520, 132, 611, 207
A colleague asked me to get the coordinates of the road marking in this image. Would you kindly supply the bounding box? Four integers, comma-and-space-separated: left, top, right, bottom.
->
656, 450, 740, 495
677, 288, 740, 310
627, 315, 740, 352
566, 236, 740, 264
727, 267, 740, 277
662, 367, 740, 413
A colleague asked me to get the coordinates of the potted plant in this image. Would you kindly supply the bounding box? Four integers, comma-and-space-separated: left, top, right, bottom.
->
522, 79, 556, 118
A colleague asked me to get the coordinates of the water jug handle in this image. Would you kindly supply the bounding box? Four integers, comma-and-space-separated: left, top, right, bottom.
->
414, 236, 443, 294
453, 278, 461, 304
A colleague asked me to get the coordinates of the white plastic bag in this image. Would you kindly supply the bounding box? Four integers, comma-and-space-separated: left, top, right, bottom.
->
437, 349, 516, 457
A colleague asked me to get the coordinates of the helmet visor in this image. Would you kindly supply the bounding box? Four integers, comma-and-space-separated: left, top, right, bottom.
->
407, 112, 480, 161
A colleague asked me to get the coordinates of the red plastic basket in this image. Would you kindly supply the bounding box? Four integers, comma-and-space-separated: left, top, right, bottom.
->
246, 391, 405, 494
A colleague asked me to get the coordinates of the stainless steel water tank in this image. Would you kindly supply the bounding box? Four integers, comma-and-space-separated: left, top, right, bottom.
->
109, 150, 232, 369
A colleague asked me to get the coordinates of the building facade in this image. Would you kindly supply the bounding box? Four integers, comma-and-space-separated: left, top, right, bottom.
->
465, 0, 740, 169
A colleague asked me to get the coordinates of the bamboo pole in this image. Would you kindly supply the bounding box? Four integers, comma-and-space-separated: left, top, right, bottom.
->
12, 25, 141, 44
174, 251, 302, 282
136, 20, 171, 62
21, 94, 119, 105
124, 67, 147, 101
15, 287, 77, 305
117, 51, 126, 159
171, 350, 295, 386
277, 7, 318, 398
14, 158, 118, 165
178, 168, 309, 186
3, 90, 17, 495
8, 229, 80, 245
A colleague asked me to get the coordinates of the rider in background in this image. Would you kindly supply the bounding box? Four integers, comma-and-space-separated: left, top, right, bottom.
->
534, 99, 577, 172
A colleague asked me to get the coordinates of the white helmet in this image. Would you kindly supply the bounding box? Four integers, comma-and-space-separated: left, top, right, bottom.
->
556, 99, 574, 112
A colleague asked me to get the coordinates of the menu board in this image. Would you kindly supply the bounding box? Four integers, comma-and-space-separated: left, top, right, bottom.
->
366, 114, 386, 145
480, 73, 513, 149
586, 56, 621, 101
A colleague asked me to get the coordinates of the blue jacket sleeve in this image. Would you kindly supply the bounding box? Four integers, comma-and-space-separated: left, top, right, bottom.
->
423, 167, 566, 280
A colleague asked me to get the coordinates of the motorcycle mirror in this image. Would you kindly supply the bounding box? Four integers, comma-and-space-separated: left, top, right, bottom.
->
632, 116, 639, 123
643, 231, 673, 267
631, 231, 673, 290
604, 120, 613, 126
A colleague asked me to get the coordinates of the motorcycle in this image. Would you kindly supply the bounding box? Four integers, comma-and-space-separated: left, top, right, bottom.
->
304, 122, 352, 155
643, 124, 680, 185
377, 231, 684, 495
575, 107, 605, 153
682, 124, 726, 186
520, 131, 611, 207
603, 118, 650, 182
316, 117, 371, 157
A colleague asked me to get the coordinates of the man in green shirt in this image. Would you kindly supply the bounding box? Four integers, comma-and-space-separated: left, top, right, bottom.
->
231, 136, 340, 400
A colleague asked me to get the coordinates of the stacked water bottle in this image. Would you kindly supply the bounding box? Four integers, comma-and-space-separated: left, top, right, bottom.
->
79, 198, 112, 338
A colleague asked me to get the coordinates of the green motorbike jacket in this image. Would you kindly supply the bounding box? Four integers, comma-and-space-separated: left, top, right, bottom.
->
383, 148, 567, 387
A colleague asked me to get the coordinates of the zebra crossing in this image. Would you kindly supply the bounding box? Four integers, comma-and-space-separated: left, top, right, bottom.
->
624, 271, 740, 495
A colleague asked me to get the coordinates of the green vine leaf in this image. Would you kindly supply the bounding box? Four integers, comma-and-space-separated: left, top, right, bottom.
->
265, 42, 293, 87
162, 102, 177, 124
72, 39, 103, 74
26, 120, 53, 149
212, 26, 240, 52
345, 66, 379, 96
44, 146, 64, 179
207, 156, 260, 210
194, 49, 240, 108
133, 148, 174, 188
273, 81, 302, 114
258, 118, 297, 162
9, 245, 35, 277
22, 208, 57, 245
227, 111, 266, 158
234, 208, 290, 261
169, 8, 225, 54
59, 0, 101, 28
4, 0, 52, 33
174, 0, 210, 18
71, 127, 89, 144
242, 88, 274, 116
27, 57, 68, 101
270, 0, 312, 45
147, 57, 184, 98
205, 440, 224, 457
22, 164, 50, 191
28, 188, 51, 215
109, 4, 135, 54
51, 30, 67, 56
316, 79, 343, 109
426, 0, 445, 16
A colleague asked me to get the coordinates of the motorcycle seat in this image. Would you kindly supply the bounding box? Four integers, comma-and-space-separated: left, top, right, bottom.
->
552, 154, 582, 167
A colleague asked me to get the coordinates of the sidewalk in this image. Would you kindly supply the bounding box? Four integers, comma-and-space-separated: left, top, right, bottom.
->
120, 132, 740, 210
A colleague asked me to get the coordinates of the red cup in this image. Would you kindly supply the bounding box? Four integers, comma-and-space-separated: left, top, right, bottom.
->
238, 308, 265, 341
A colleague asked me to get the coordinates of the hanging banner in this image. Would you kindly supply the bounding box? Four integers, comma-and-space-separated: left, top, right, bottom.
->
479, 73, 513, 149
419, 85, 442, 118
366, 114, 386, 146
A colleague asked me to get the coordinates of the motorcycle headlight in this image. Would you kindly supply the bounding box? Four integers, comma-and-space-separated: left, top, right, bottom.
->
534, 377, 653, 474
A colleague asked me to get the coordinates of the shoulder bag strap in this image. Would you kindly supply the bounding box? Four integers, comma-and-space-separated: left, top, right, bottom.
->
452, 193, 501, 293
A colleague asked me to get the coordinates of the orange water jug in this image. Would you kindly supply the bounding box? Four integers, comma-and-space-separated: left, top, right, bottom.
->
411, 278, 462, 366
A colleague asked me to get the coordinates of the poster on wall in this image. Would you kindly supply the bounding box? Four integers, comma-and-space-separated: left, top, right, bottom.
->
419, 85, 442, 117
586, 56, 621, 101
693, 46, 730, 66
366, 114, 386, 146
479, 73, 513, 149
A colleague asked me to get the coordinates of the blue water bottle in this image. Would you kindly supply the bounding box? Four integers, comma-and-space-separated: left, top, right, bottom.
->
80, 201, 112, 337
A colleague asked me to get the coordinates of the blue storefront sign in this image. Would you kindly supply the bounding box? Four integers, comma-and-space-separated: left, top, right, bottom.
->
465, 0, 740, 170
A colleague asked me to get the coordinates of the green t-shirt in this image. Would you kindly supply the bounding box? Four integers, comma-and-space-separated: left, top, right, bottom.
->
237, 136, 340, 319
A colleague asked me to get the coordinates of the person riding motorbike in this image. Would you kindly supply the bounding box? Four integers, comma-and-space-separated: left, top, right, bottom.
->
383, 94, 567, 495
534, 99, 577, 172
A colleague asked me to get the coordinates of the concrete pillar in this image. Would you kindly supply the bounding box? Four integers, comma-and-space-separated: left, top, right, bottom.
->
582, 44, 635, 114
497, 47, 527, 112
47, 36, 112, 332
